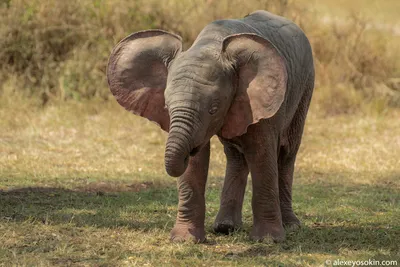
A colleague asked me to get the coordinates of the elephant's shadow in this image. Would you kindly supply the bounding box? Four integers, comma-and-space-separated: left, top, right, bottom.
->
0, 182, 178, 231
0, 177, 398, 256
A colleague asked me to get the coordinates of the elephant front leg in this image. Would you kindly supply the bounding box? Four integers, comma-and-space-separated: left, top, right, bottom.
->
214, 143, 249, 234
245, 141, 285, 243
170, 142, 210, 243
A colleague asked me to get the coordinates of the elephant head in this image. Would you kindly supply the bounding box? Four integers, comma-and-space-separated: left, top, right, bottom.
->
107, 29, 287, 177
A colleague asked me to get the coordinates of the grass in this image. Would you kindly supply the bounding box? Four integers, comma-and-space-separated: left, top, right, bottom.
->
0, 99, 399, 266
1, 0, 400, 114
298, 0, 400, 23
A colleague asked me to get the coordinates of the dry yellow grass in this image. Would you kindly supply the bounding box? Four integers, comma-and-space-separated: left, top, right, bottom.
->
1, 0, 399, 115
1, 98, 399, 189
0, 99, 399, 266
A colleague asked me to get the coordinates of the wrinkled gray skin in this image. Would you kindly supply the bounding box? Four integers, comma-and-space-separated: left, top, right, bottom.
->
107, 10, 314, 243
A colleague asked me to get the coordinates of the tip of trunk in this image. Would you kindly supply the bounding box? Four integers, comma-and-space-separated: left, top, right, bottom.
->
165, 155, 189, 177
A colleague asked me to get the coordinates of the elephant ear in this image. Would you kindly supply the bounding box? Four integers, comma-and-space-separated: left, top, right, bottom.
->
220, 33, 287, 139
107, 30, 182, 132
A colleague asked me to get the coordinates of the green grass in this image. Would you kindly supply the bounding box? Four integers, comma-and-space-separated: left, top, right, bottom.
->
0, 100, 399, 266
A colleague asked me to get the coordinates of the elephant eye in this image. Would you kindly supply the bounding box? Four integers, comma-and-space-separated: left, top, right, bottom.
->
209, 101, 219, 115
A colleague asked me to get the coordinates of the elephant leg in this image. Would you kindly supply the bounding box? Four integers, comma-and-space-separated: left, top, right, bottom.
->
278, 150, 301, 230
170, 142, 210, 243
244, 126, 285, 243
279, 81, 313, 230
214, 143, 249, 234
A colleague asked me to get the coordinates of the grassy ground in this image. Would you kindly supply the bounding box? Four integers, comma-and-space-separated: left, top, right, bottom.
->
0, 99, 399, 266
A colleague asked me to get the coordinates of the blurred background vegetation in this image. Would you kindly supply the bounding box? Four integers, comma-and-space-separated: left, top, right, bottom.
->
0, 0, 399, 115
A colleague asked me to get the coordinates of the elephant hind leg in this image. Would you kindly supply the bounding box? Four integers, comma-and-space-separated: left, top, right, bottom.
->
278, 82, 313, 230
278, 150, 301, 230
213, 143, 249, 234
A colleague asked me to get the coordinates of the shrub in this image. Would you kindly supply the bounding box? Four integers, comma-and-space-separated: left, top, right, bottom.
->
0, 0, 399, 114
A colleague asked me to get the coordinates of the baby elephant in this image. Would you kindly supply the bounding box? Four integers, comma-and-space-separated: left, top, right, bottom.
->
107, 10, 314, 243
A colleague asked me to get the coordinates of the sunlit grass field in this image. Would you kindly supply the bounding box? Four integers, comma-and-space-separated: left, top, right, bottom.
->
0, 99, 399, 266
299, 0, 400, 22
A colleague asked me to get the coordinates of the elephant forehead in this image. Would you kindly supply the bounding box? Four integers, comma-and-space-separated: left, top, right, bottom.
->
165, 90, 203, 102
170, 54, 224, 80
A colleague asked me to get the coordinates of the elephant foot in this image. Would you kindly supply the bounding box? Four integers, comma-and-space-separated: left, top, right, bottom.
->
282, 211, 301, 231
170, 224, 206, 243
213, 219, 242, 234
250, 221, 285, 243
213, 209, 242, 234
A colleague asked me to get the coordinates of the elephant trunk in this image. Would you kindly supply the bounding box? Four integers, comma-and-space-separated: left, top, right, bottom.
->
165, 106, 200, 177
165, 130, 191, 177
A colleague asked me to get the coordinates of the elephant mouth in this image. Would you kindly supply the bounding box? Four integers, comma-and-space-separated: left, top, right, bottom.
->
190, 145, 202, 157
183, 155, 189, 168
